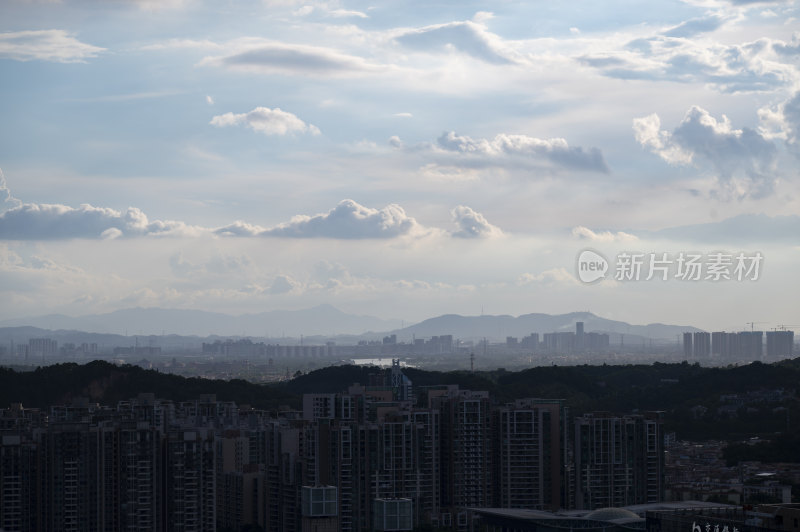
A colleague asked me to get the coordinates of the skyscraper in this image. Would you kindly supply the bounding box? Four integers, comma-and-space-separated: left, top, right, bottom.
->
766, 331, 794, 359
494, 399, 566, 511
683, 333, 693, 359
574, 411, 664, 510
693, 332, 710, 359
430, 386, 492, 529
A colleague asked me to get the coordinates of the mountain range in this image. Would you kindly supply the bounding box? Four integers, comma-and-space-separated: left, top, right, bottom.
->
0, 304, 402, 338
390, 311, 700, 343
0, 307, 702, 343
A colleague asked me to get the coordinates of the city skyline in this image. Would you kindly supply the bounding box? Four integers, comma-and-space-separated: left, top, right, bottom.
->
1, 0, 799, 331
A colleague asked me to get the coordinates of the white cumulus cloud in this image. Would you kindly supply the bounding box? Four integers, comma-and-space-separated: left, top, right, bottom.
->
582, 33, 796, 93
394, 131, 609, 174
214, 200, 424, 239
571, 226, 638, 242
758, 90, 800, 155
213, 220, 267, 237
451, 206, 503, 238
210, 106, 320, 136
0, 169, 21, 212
262, 199, 421, 239
634, 106, 778, 197
269, 274, 300, 294
517, 268, 579, 286
0, 202, 200, 240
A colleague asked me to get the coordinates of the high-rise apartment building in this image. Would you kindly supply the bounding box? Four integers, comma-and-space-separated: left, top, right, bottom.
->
767, 331, 794, 359
693, 332, 710, 358
574, 411, 664, 510
493, 399, 566, 511
430, 386, 492, 527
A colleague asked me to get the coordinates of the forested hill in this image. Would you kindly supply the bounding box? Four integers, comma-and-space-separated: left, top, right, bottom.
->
0, 361, 297, 411
2, 359, 799, 444
287, 360, 800, 437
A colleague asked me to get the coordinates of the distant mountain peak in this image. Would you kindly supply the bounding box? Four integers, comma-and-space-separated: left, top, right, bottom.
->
0, 305, 403, 337
390, 311, 700, 342
0, 307, 701, 342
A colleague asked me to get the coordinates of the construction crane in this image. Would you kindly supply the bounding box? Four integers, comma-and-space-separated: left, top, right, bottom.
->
745, 321, 767, 332
775, 325, 799, 331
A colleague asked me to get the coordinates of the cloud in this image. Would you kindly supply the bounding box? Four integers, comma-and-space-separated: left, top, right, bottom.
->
643, 213, 800, 243
288, 3, 367, 18
772, 33, 800, 57
634, 106, 778, 197
269, 275, 300, 294
632, 114, 693, 165
0, 243, 87, 296
216, 201, 506, 240
0, 195, 497, 242
313, 260, 350, 282
781, 92, 800, 154
169, 252, 196, 277
395, 20, 517, 65
199, 40, 375, 76
213, 220, 266, 237
0, 30, 104, 63
140, 38, 221, 51
758, 90, 800, 155
308, 260, 365, 291
0, 244, 80, 275
418, 163, 481, 181
168, 252, 256, 289
213, 200, 425, 239
728, 0, 790, 4
207, 254, 253, 275
426, 131, 609, 173
210, 107, 320, 136
293, 5, 315, 16
571, 226, 638, 242
260, 199, 422, 239
66, 90, 184, 103
0, 169, 21, 212
583, 33, 796, 93
308, 260, 373, 293
517, 268, 579, 286
128, 0, 193, 10
327, 8, 368, 18
662, 15, 726, 38
0, 202, 200, 240
451, 206, 503, 238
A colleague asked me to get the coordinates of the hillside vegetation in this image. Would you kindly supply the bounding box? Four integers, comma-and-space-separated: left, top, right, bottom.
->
2, 359, 798, 460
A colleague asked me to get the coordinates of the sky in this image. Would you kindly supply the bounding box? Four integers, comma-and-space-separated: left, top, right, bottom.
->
0, 0, 799, 332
